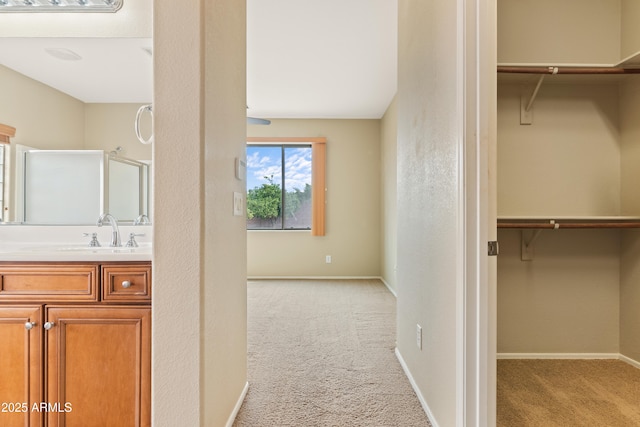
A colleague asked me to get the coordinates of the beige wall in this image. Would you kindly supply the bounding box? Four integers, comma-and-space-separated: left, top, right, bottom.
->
154, 0, 248, 425
621, 0, 640, 60
620, 230, 640, 362
497, 82, 621, 216
153, 0, 204, 423
396, 1, 463, 425
84, 104, 152, 161
380, 96, 397, 293
620, 78, 640, 214
496, 81, 625, 353
247, 119, 381, 278
0, 65, 84, 150
202, 1, 248, 424
619, 77, 640, 363
498, 0, 620, 64
1, 65, 152, 159
497, 229, 620, 354
498, 0, 640, 66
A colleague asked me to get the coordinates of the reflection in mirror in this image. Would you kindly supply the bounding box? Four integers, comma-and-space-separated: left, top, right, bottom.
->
0, 34, 152, 225
0, 144, 5, 221
24, 150, 104, 224
19, 149, 150, 225
108, 155, 150, 223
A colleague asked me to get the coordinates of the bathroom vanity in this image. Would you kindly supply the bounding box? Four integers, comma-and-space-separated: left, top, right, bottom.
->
0, 230, 151, 427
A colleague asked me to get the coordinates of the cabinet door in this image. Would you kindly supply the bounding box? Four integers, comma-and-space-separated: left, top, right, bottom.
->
45, 306, 150, 427
0, 305, 43, 427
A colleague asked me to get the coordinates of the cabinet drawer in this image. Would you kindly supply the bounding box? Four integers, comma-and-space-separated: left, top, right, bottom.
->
102, 263, 151, 303
0, 264, 98, 302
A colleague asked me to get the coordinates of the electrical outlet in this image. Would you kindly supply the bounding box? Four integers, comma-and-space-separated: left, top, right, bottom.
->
325, 255, 332, 264
416, 324, 422, 350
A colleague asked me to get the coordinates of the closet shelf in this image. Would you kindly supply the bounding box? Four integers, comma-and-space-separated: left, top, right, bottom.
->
498, 217, 640, 260
497, 65, 640, 124
497, 65, 640, 75
498, 217, 640, 229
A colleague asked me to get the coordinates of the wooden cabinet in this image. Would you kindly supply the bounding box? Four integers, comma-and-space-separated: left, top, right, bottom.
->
46, 306, 150, 427
0, 262, 151, 427
0, 305, 42, 427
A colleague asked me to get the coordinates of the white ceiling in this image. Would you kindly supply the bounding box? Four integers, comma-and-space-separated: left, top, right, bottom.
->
0, 0, 397, 119
247, 0, 397, 119
0, 37, 153, 103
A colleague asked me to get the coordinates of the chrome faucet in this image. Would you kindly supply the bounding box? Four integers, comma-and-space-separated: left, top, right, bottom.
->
134, 214, 150, 225
97, 213, 121, 247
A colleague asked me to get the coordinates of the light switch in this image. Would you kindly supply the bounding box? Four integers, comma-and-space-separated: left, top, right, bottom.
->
233, 192, 244, 216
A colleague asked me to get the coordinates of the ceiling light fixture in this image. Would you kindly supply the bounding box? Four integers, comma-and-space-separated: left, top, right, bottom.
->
0, 0, 122, 13
45, 47, 82, 61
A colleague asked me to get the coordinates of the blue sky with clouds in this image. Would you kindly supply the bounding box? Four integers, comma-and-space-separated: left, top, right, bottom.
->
246, 146, 312, 192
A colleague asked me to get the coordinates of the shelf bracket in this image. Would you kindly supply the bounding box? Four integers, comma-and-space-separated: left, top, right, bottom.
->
521, 220, 558, 260
520, 67, 557, 125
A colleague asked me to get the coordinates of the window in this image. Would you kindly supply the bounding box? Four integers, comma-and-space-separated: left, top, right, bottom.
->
246, 138, 326, 235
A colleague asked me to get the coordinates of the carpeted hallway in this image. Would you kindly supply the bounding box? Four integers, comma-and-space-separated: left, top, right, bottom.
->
233, 279, 431, 427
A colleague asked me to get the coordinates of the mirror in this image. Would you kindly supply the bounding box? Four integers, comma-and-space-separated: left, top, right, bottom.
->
0, 38, 152, 225
0, 3, 153, 225
17, 148, 150, 224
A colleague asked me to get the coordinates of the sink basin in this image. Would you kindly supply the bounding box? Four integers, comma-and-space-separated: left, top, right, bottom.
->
0, 225, 153, 262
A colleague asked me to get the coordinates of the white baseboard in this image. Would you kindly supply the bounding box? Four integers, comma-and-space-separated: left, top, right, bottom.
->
379, 277, 397, 297
619, 354, 640, 369
247, 275, 398, 297
497, 352, 640, 369
395, 347, 439, 427
225, 381, 249, 427
497, 353, 620, 360
248, 275, 383, 280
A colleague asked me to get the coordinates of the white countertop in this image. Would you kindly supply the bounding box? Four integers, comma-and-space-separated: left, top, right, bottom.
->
0, 225, 152, 262
0, 245, 152, 262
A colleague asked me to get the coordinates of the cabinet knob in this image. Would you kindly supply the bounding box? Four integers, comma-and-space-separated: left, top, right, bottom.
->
24, 321, 36, 330
122, 280, 132, 288
43, 322, 55, 330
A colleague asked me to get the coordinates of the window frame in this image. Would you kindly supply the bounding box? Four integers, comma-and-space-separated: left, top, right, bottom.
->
246, 137, 326, 236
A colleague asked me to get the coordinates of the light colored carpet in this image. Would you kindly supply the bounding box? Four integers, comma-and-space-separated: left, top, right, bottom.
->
497, 359, 640, 426
233, 279, 432, 427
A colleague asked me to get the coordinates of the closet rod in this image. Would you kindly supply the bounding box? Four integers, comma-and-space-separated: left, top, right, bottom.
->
497, 66, 640, 75
498, 222, 640, 229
